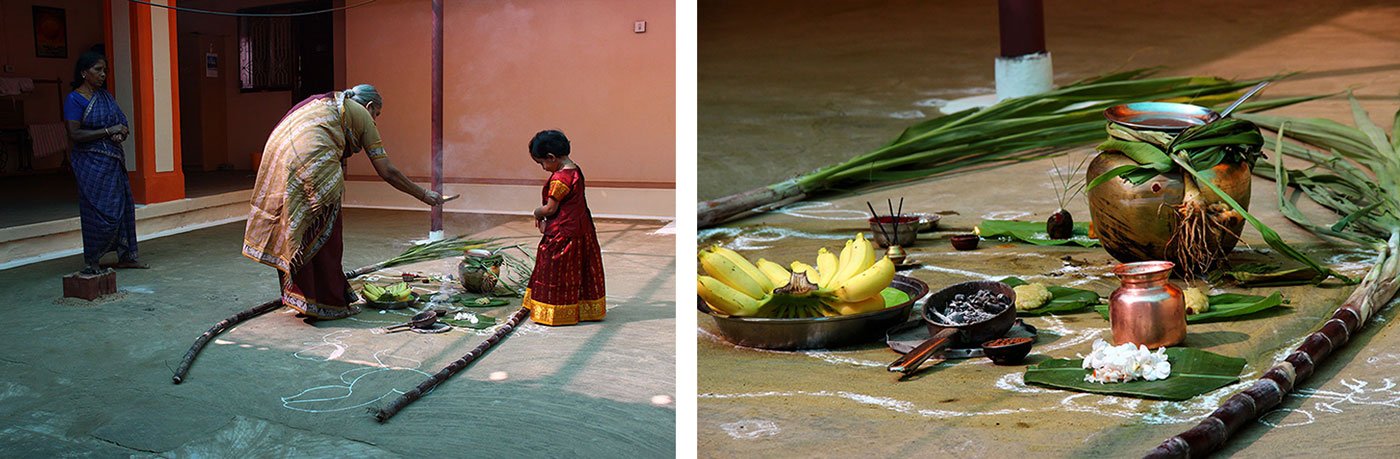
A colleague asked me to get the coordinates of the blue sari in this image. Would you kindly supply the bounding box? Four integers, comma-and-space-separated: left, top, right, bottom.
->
66, 89, 137, 266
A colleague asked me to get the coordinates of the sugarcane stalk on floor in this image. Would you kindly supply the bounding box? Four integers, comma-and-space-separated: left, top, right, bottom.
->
1149, 97, 1400, 457
1147, 233, 1400, 458
171, 235, 499, 384
374, 306, 532, 422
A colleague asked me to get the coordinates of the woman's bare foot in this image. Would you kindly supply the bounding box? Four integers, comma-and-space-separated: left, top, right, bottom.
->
110, 260, 150, 269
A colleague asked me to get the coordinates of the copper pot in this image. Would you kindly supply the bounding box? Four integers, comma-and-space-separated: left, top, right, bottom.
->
1085, 152, 1252, 266
1108, 261, 1186, 348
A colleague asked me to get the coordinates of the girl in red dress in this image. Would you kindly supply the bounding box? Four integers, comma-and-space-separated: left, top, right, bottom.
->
522, 130, 606, 326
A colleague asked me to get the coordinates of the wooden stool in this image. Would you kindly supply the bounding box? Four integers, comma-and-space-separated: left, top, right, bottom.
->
63, 269, 116, 300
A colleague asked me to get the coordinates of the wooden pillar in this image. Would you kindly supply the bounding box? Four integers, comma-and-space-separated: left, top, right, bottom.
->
994, 0, 1053, 100
429, 0, 444, 240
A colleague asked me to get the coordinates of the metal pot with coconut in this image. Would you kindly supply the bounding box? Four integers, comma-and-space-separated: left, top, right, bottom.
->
459, 248, 504, 293
1085, 83, 1270, 277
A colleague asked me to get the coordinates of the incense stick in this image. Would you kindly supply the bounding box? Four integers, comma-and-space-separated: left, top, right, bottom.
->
866, 201, 890, 243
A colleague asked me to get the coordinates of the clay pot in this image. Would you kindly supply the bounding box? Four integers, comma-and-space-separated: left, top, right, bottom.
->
1085, 151, 1252, 266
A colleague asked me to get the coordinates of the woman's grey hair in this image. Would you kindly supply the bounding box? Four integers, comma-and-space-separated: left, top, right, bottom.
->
344, 84, 382, 107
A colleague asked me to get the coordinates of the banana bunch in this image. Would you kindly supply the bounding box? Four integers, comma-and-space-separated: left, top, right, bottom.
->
363, 282, 414, 303
697, 233, 895, 318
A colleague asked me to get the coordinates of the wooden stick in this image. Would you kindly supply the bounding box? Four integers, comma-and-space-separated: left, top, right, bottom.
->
894, 197, 904, 243
174, 261, 389, 385
1147, 234, 1400, 458
172, 299, 283, 384
374, 306, 533, 422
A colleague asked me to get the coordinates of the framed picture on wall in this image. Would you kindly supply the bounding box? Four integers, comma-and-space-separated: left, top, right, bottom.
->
33, 6, 67, 59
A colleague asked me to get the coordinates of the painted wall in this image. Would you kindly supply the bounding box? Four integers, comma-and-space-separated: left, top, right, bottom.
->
344, 0, 676, 195
176, 0, 305, 171
0, 0, 106, 125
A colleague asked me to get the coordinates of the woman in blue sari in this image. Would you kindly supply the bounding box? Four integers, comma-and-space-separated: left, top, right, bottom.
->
64, 51, 146, 274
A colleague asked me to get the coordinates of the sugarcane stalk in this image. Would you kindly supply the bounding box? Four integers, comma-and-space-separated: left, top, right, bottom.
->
175, 236, 498, 384
1147, 232, 1400, 458
171, 299, 283, 384
374, 306, 532, 422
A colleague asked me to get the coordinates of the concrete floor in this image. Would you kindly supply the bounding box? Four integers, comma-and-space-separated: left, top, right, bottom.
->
698, 0, 1400, 457
0, 170, 255, 227
0, 209, 675, 457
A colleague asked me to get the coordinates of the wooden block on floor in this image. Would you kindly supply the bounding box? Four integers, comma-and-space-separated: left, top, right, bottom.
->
63, 269, 116, 301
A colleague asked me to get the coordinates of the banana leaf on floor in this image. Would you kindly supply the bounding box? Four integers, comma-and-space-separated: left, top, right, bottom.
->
976, 220, 1100, 247
1023, 347, 1245, 401
1092, 291, 1286, 323
1001, 277, 1102, 315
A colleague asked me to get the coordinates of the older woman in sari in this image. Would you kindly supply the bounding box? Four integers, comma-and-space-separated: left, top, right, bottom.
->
243, 84, 449, 320
64, 50, 144, 275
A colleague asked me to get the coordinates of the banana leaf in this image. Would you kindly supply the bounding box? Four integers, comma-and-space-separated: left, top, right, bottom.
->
880, 287, 911, 307
976, 220, 1099, 247
439, 313, 500, 330
1000, 277, 1102, 315
1092, 291, 1285, 323
1023, 347, 1245, 401
454, 295, 511, 308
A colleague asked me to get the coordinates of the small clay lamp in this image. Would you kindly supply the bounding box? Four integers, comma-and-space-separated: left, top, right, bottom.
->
951, 227, 980, 251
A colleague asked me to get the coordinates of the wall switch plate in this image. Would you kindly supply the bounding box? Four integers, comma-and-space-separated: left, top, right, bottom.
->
634, 20, 646, 33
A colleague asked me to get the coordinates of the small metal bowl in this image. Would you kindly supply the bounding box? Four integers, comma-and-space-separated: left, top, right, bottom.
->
1104, 102, 1217, 132
981, 337, 1034, 365
701, 275, 930, 350
869, 216, 919, 248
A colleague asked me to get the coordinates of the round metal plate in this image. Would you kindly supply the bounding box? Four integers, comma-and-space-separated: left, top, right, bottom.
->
1104, 102, 1217, 131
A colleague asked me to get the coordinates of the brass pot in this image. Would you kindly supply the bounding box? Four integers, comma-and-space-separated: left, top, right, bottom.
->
1085, 151, 1253, 265
458, 249, 504, 294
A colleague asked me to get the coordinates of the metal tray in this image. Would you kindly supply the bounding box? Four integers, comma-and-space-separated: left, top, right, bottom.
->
1104, 102, 1217, 131
702, 275, 930, 350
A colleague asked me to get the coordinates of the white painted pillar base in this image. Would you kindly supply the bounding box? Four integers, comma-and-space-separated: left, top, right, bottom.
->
427, 230, 445, 242
994, 51, 1053, 101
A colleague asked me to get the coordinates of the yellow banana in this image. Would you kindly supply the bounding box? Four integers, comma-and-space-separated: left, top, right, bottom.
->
825, 294, 886, 316
755, 258, 792, 289
833, 256, 895, 302
790, 261, 820, 286
857, 232, 876, 273
709, 245, 775, 293
829, 233, 870, 288
698, 275, 762, 316
816, 248, 838, 289
835, 240, 853, 281
699, 246, 767, 299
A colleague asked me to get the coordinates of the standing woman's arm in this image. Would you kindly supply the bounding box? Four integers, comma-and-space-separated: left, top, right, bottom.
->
344, 100, 445, 206
64, 93, 111, 143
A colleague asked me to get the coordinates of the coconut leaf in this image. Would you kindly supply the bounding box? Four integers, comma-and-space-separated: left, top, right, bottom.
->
1093, 291, 1285, 323
699, 71, 1327, 228
1000, 277, 1102, 315
976, 220, 1099, 247
1023, 347, 1245, 401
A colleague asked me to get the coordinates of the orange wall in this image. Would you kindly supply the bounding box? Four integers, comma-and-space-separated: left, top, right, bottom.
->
344, 0, 676, 187
0, 0, 106, 125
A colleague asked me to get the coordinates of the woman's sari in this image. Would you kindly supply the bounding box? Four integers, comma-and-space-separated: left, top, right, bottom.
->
523, 167, 607, 326
242, 92, 385, 319
66, 89, 136, 267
